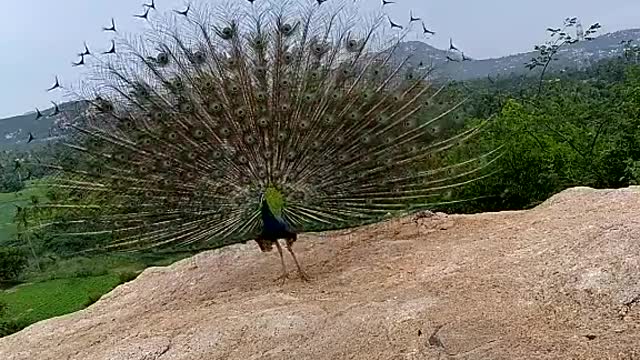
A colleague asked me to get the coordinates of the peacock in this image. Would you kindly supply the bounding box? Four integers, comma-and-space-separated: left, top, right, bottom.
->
22, 0, 501, 282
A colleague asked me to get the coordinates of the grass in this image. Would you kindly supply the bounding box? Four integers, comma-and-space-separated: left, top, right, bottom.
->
0, 183, 46, 244
0, 274, 122, 327
0, 252, 190, 336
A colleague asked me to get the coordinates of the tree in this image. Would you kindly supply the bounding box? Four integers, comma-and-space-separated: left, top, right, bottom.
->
526, 18, 601, 96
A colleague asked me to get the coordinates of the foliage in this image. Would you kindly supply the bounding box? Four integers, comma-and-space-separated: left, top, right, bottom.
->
443, 58, 640, 213
526, 17, 601, 95
117, 271, 140, 284
0, 247, 28, 281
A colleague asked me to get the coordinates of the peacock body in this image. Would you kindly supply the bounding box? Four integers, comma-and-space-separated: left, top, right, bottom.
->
24, 0, 500, 280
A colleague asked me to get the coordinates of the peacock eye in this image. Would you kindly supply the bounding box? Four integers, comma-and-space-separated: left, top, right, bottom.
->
180, 103, 193, 113
193, 129, 204, 138
168, 132, 177, 140
193, 51, 206, 64
157, 52, 169, 65
258, 117, 269, 127
281, 23, 293, 35
221, 27, 234, 40
347, 39, 359, 51
209, 103, 222, 113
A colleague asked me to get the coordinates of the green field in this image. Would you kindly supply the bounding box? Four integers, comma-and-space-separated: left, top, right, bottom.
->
0, 274, 122, 326
0, 184, 46, 244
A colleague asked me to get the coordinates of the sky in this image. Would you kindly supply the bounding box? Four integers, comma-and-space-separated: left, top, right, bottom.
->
0, 0, 638, 119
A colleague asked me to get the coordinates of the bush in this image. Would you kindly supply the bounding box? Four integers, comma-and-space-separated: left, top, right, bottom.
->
117, 271, 139, 284
0, 319, 27, 338
0, 299, 27, 338
0, 247, 28, 281
83, 293, 103, 308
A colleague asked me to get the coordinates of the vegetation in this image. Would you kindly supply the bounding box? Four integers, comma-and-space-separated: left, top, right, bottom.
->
444, 56, 640, 213
0, 275, 121, 330
0, 247, 27, 281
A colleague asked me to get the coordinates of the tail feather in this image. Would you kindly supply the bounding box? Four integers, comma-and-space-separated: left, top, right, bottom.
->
22, 0, 501, 252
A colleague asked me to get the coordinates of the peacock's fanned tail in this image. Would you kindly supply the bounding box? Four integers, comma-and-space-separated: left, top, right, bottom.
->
24, 0, 501, 252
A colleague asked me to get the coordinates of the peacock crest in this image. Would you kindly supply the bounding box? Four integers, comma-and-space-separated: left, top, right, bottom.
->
22, 0, 501, 280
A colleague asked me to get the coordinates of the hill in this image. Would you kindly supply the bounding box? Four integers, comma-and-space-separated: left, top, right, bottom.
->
0, 101, 86, 150
399, 28, 640, 80
0, 186, 638, 359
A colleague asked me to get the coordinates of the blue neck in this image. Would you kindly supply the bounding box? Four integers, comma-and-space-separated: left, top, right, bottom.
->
260, 200, 291, 238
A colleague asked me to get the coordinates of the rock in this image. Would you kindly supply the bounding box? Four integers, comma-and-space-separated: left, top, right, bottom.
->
1, 187, 639, 360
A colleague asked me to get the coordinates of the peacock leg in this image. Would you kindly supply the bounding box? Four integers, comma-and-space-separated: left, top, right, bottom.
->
285, 238, 310, 282
274, 240, 289, 284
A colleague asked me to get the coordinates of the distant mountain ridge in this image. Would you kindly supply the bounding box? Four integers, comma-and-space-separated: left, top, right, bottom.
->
395, 28, 640, 80
1, 28, 638, 149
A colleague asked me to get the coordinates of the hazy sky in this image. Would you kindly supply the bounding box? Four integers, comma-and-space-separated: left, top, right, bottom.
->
0, 0, 638, 118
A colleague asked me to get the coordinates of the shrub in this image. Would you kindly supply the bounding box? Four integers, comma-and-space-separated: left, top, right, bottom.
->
117, 271, 139, 284
83, 293, 103, 308
0, 247, 28, 281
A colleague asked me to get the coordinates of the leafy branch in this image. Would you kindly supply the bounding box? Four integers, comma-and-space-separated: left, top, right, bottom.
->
526, 18, 601, 96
